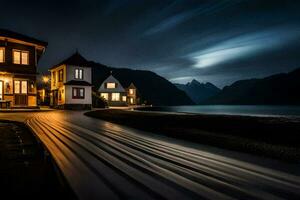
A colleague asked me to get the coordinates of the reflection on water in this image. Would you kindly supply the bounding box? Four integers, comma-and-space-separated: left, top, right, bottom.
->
139, 105, 300, 117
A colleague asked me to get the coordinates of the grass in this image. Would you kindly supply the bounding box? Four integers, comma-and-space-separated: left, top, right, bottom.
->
85, 109, 300, 162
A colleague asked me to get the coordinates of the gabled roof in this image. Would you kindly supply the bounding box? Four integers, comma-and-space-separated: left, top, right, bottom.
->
50, 52, 90, 69
127, 83, 136, 89
64, 80, 92, 86
0, 29, 48, 47
98, 75, 126, 92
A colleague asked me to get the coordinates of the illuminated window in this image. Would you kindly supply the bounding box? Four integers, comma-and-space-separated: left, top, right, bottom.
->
111, 93, 120, 101
100, 93, 108, 100
106, 83, 116, 89
129, 89, 134, 95
14, 81, 20, 94
21, 52, 28, 65
130, 98, 134, 104
13, 50, 29, 65
59, 69, 64, 82
122, 96, 127, 102
0, 48, 5, 63
21, 81, 27, 94
75, 69, 83, 79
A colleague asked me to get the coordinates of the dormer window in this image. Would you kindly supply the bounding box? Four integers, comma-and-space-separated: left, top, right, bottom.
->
129, 89, 134, 95
13, 49, 29, 65
75, 69, 83, 79
106, 82, 116, 89
0, 48, 5, 63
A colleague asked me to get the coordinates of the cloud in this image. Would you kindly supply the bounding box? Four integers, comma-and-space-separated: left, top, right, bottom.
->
188, 26, 300, 68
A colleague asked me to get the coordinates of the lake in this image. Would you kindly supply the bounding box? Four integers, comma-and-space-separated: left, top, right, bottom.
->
137, 105, 300, 117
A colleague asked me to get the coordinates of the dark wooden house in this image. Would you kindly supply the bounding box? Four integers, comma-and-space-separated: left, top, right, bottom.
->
0, 29, 47, 108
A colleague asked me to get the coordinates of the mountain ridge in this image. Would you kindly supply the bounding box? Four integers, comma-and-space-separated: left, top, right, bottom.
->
175, 79, 220, 104
205, 67, 300, 105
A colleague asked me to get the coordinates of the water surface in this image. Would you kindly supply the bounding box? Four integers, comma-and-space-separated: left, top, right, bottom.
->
138, 105, 300, 117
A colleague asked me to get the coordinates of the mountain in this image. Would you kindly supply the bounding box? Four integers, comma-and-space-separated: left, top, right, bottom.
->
88, 61, 194, 106
175, 80, 221, 104
205, 67, 300, 105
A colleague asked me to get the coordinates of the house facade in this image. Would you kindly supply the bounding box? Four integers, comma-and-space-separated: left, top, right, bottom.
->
0, 29, 47, 108
98, 74, 137, 106
50, 52, 92, 110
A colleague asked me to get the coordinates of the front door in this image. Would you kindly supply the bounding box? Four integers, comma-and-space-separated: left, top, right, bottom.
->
52, 90, 58, 106
14, 80, 28, 106
0, 81, 3, 100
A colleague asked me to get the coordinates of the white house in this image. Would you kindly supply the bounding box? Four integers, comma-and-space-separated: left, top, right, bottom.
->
98, 74, 137, 106
50, 52, 92, 109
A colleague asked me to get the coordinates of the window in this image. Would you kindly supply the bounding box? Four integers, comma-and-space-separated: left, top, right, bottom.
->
14, 81, 20, 94
0, 48, 5, 63
21, 81, 27, 94
100, 93, 108, 100
14, 80, 27, 94
13, 50, 29, 65
122, 96, 127, 102
59, 69, 64, 82
129, 89, 134, 95
106, 82, 116, 89
75, 69, 83, 79
111, 93, 120, 101
72, 88, 85, 99
130, 98, 134, 104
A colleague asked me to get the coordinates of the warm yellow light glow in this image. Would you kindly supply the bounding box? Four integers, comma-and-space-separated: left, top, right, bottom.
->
0, 48, 4, 63
111, 93, 120, 101
13, 50, 21, 64
100, 93, 108, 100
122, 96, 127, 102
21, 52, 29, 65
42, 76, 49, 83
107, 82, 116, 89
129, 89, 134, 95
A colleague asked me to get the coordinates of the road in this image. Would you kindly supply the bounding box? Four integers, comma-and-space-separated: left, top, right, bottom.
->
1, 111, 300, 199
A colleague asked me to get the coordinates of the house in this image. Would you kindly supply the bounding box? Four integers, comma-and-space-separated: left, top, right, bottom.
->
98, 73, 137, 106
49, 52, 92, 110
0, 29, 47, 108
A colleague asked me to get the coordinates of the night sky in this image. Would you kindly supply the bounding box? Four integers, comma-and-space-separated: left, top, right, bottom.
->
1, 0, 300, 87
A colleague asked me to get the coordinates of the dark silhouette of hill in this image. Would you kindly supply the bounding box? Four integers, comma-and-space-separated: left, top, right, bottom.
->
175, 80, 220, 104
205, 67, 300, 105
88, 61, 194, 106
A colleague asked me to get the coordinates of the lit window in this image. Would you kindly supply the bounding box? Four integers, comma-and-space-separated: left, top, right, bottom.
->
107, 83, 116, 89
111, 93, 120, 101
100, 93, 108, 100
13, 50, 29, 65
129, 89, 134, 95
0, 48, 5, 63
130, 98, 134, 104
75, 69, 83, 79
21, 52, 28, 65
13, 51, 21, 64
14, 81, 20, 94
21, 81, 27, 94
122, 96, 127, 102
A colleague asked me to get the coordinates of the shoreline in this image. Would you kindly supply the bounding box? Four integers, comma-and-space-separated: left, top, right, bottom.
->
85, 109, 300, 162
135, 105, 300, 118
